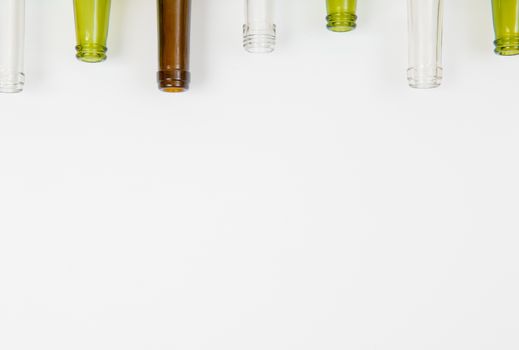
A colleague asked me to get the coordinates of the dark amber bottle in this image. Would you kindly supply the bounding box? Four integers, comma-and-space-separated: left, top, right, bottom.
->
157, 0, 191, 92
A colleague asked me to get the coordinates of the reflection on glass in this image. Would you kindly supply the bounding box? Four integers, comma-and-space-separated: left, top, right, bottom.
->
407, 0, 443, 88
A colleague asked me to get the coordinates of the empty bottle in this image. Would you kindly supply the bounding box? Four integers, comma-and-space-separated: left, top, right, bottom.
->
157, 0, 191, 92
0, 0, 25, 93
73, 0, 111, 63
244, 0, 276, 53
326, 0, 357, 32
492, 0, 519, 56
407, 0, 443, 88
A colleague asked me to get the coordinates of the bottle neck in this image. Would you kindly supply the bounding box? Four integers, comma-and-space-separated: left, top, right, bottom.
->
494, 35, 519, 56
326, 12, 357, 32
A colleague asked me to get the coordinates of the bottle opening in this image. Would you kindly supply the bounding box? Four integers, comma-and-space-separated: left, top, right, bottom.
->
76, 44, 108, 63
494, 36, 519, 56
243, 25, 276, 53
158, 70, 190, 93
0, 73, 25, 93
326, 12, 357, 32
407, 67, 442, 89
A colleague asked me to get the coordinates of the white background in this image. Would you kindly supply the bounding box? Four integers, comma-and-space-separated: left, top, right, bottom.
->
0, 1, 518, 349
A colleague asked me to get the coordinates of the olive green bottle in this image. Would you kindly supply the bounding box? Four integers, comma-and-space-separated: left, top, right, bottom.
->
73, 0, 111, 63
492, 0, 519, 56
326, 0, 357, 32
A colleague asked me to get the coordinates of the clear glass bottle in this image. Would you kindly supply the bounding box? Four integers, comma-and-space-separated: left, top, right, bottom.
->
326, 0, 357, 32
157, 0, 191, 92
407, 0, 443, 89
0, 0, 25, 93
73, 0, 111, 63
243, 0, 276, 53
492, 0, 519, 56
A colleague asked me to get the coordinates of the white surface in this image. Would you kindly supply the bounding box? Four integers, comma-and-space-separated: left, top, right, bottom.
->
1, 1, 518, 349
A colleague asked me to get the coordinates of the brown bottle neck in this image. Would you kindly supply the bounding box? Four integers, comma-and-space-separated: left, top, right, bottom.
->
157, 0, 191, 92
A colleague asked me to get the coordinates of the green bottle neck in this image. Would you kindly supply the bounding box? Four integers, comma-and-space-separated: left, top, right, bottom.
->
75, 44, 107, 63
326, 12, 357, 32
494, 35, 519, 56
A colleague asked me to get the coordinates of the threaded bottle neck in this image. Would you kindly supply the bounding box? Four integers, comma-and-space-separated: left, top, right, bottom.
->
494, 35, 519, 56
157, 69, 190, 93
407, 66, 442, 89
243, 24, 276, 53
75, 44, 107, 63
0, 72, 24, 93
326, 12, 357, 32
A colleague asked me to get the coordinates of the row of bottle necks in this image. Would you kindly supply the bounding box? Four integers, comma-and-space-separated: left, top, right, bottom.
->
0, 0, 518, 93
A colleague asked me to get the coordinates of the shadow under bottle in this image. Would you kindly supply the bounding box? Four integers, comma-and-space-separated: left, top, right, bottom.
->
157, 0, 191, 92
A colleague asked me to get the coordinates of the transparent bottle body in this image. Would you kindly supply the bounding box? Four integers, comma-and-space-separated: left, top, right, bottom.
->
73, 0, 111, 63
243, 0, 276, 53
492, 0, 519, 56
407, 0, 443, 89
0, 0, 25, 93
326, 0, 357, 32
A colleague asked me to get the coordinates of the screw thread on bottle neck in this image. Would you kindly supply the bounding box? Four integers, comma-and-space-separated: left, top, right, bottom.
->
243, 24, 276, 53
0, 72, 24, 93
494, 35, 519, 56
407, 66, 442, 89
75, 44, 107, 63
326, 12, 357, 32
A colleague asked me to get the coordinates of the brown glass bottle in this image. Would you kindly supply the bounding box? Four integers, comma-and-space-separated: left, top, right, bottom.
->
157, 0, 191, 92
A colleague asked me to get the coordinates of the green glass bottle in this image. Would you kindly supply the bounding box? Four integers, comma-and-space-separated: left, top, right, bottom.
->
73, 0, 111, 63
326, 0, 357, 32
492, 0, 519, 56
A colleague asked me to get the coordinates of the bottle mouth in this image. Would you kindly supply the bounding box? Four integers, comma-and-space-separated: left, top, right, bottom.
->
76, 44, 107, 63
0, 73, 25, 93
158, 70, 190, 93
326, 12, 357, 32
243, 25, 276, 53
494, 36, 519, 56
407, 67, 443, 89
243, 33, 276, 53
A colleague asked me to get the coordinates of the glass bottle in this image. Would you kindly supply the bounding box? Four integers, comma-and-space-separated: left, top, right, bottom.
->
407, 0, 443, 88
73, 0, 111, 63
326, 0, 357, 32
157, 0, 191, 92
243, 0, 276, 53
492, 0, 519, 56
0, 0, 25, 93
